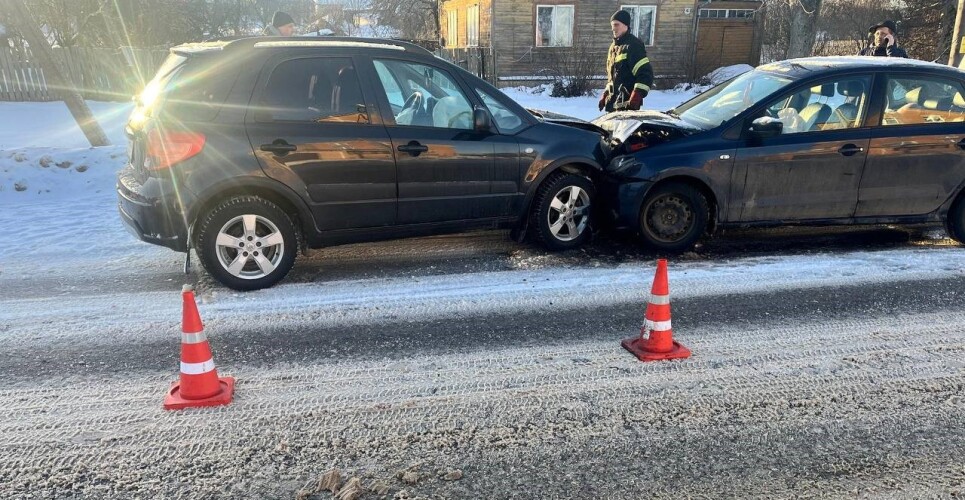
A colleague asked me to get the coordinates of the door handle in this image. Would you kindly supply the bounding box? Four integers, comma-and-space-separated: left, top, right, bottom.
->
397, 141, 429, 157
260, 140, 297, 155
838, 144, 865, 157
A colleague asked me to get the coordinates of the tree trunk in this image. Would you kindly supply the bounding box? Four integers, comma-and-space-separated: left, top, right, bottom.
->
5, 0, 110, 147
951, 0, 965, 67
787, 0, 822, 59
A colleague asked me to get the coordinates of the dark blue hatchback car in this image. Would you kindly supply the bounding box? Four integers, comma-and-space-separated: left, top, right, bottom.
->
594, 57, 965, 251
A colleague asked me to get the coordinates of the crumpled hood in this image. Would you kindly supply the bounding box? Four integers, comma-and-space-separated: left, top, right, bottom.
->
526, 108, 609, 136
591, 110, 703, 143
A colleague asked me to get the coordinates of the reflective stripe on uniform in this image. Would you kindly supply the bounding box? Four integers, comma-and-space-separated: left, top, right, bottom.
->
634, 83, 651, 92
182, 331, 208, 345
181, 359, 216, 375
614, 53, 628, 63
649, 294, 670, 305
632, 57, 650, 75
646, 319, 672, 331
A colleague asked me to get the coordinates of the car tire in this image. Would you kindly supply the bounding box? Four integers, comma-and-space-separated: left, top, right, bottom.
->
530, 171, 595, 251
948, 196, 965, 244
195, 196, 299, 291
638, 182, 709, 253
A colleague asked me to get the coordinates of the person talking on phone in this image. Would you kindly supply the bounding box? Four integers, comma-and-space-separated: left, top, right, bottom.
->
858, 20, 908, 58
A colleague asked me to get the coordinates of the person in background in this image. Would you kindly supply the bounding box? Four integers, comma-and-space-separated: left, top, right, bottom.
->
858, 20, 908, 58
263, 11, 296, 37
599, 9, 654, 112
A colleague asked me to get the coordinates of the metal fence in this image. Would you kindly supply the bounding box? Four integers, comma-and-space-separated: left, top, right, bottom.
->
0, 46, 168, 102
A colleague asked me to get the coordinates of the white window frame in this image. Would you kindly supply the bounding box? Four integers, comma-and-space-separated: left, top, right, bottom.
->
698, 8, 755, 19
620, 5, 657, 46
447, 10, 458, 47
467, 5, 479, 47
535, 5, 575, 47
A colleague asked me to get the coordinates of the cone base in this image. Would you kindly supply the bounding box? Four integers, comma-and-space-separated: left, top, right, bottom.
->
163, 377, 235, 410
621, 338, 691, 362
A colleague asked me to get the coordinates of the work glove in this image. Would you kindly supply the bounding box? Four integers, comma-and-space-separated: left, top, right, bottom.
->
627, 89, 645, 111
598, 91, 609, 111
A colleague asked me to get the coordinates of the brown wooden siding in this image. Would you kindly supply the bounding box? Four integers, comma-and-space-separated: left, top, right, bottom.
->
441, 0, 493, 48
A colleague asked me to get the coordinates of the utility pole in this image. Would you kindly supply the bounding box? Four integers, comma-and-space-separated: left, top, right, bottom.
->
952, 0, 965, 68
3, 0, 110, 147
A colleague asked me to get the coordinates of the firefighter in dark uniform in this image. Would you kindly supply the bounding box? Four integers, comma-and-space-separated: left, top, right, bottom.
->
599, 10, 654, 112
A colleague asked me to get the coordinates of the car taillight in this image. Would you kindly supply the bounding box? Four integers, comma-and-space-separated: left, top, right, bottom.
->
145, 129, 205, 170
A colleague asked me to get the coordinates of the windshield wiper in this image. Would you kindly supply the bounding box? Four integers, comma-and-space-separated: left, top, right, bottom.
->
665, 109, 680, 118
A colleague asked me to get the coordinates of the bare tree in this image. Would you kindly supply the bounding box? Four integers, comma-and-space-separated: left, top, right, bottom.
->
787, 0, 823, 58
542, 32, 599, 98
370, 0, 441, 40
2, 0, 110, 146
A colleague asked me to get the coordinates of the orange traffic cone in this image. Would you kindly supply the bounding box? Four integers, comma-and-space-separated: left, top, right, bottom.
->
622, 259, 691, 362
163, 285, 235, 410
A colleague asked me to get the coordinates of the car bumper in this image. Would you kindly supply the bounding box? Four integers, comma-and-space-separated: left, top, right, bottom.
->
599, 177, 654, 230
117, 166, 188, 252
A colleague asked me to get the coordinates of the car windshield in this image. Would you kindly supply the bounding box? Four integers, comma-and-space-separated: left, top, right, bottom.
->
673, 70, 795, 129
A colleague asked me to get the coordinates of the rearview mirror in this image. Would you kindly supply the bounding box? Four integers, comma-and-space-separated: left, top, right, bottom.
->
473, 107, 493, 134
749, 117, 783, 139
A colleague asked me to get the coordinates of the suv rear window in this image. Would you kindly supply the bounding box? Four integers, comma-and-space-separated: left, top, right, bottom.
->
131, 53, 239, 125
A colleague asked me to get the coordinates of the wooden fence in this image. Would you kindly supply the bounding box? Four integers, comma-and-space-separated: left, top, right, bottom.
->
438, 47, 496, 84
0, 46, 169, 102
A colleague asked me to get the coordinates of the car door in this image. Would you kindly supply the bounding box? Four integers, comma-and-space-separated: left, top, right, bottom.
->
733, 75, 873, 222
364, 57, 502, 224
246, 55, 397, 231
855, 73, 965, 217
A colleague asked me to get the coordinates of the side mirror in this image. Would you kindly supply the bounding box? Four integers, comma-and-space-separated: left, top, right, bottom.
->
749, 117, 783, 139
473, 107, 494, 134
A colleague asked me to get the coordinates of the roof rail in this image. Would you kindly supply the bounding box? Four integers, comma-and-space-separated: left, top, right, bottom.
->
253, 40, 406, 51
171, 42, 226, 56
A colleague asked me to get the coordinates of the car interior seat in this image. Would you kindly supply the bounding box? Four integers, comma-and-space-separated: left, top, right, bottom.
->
829, 80, 865, 129
798, 84, 834, 131
331, 67, 364, 115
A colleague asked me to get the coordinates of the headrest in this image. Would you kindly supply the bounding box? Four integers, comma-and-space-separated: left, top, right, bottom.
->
810, 84, 835, 97
838, 81, 864, 97
955, 92, 965, 108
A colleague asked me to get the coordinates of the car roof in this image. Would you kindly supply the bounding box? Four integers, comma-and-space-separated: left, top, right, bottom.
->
171, 36, 434, 58
758, 56, 965, 80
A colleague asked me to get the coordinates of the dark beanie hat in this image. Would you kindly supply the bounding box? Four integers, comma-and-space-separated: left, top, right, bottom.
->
869, 20, 898, 35
611, 10, 632, 28
272, 11, 295, 28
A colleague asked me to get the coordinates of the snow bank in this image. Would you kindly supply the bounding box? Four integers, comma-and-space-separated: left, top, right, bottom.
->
0, 100, 132, 149
499, 86, 699, 122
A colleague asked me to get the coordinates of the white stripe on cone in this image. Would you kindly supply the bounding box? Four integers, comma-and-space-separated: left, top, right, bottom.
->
645, 319, 672, 331
180, 359, 216, 375
648, 294, 671, 305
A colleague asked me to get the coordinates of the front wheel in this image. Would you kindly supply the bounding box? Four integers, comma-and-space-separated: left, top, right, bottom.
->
638, 182, 708, 253
195, 196, 299, 291
531, 172, 595, 251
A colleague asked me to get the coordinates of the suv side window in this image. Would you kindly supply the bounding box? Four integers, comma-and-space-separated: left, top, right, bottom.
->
475, 88, 525, 134
257, 57, 369, 124
762, 76, 871, 135
373, 59, 474, 130
882, 76, 965, 126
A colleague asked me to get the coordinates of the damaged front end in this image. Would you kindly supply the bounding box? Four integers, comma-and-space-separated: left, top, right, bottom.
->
591, 110, 701, 157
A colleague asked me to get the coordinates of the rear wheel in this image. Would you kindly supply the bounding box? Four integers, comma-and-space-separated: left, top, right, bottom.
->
195, 196, 299, 291
947, 195, 965, 244
531, 172, 595, 250
638, 182, 708, 252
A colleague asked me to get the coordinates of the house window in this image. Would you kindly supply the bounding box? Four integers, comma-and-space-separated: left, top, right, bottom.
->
447, 10, 458, 47
698, 8, 755, 19
621, 5, 656, 46
467, 5, 479, 47
536, 5, 574, 47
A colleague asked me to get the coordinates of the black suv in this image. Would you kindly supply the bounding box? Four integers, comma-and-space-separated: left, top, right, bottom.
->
117, 38, 608, 290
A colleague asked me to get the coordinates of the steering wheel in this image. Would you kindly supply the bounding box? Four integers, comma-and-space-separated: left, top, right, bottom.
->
401, 92, 423, 115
